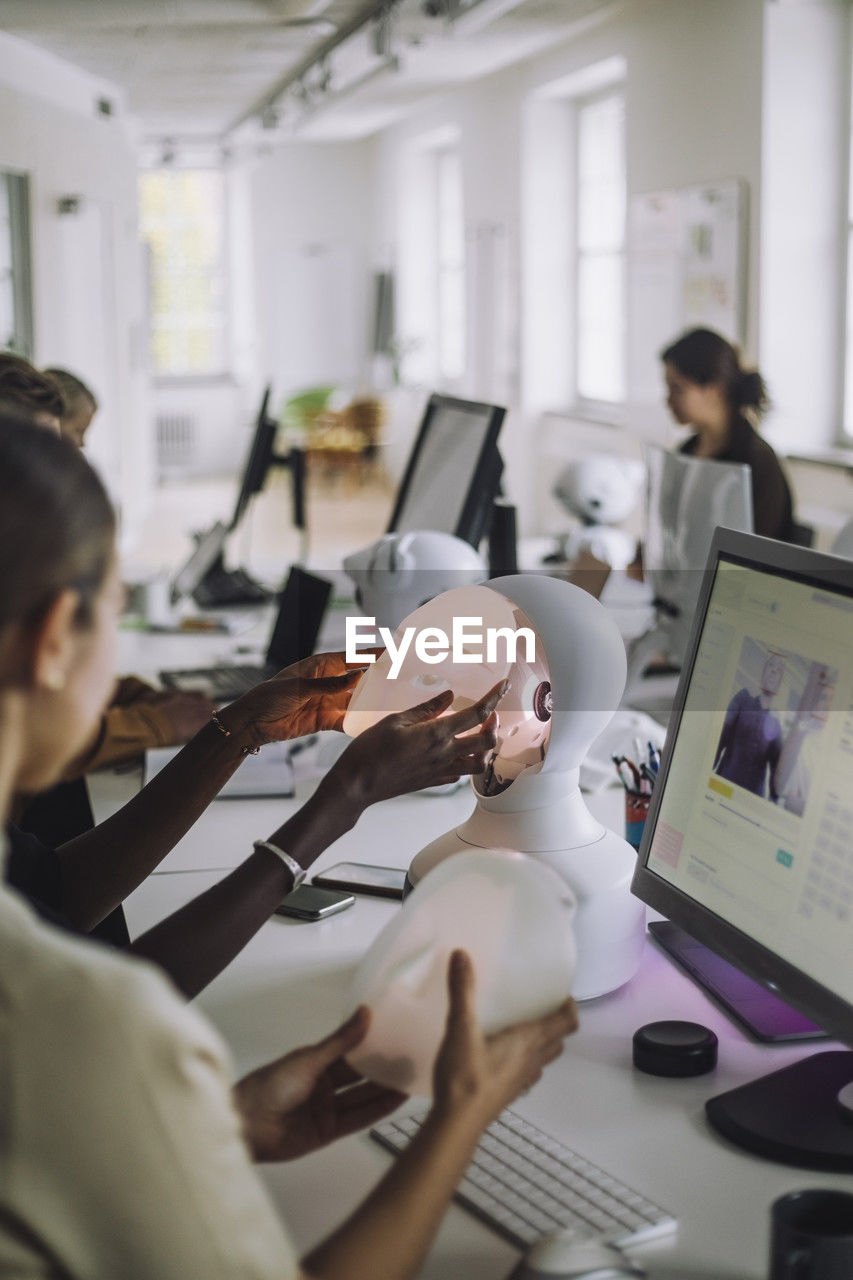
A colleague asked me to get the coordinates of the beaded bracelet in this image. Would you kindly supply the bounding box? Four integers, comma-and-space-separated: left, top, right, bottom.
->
210, 710, 261, 755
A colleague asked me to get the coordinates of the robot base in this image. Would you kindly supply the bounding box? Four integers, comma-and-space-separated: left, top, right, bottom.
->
408, 820, 646, 1002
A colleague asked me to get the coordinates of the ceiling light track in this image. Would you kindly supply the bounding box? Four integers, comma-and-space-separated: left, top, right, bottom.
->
222, 0, 401, 139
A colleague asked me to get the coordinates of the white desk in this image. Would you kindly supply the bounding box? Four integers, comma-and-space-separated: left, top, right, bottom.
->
113, 777, 853, 1280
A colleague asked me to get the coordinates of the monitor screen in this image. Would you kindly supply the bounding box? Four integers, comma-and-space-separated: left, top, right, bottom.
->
387, 394, 505, 547
635, 530, 853, 1038
266, 566, 332, 670
632, 528, 853, 1166
170, 520, 228, 603
230, 386, 277, 532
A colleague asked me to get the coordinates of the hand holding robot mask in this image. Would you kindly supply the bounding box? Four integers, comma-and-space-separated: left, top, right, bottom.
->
344, 850, 577, 1097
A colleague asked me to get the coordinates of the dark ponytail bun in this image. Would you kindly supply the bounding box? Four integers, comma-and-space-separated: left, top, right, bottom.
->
736, 368, 769, 418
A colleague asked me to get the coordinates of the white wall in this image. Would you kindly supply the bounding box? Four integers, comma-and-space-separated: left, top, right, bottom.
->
0, 31, 150, 542
370, 0, 766, 535
248, 138, 376, 408
760, 0, 850, 454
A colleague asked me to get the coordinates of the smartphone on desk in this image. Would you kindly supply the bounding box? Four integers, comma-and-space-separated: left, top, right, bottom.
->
274, 885, 355, 921
312, 862, 407, 901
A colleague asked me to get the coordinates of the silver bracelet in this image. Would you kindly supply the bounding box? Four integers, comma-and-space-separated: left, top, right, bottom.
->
253, 839, 307, 890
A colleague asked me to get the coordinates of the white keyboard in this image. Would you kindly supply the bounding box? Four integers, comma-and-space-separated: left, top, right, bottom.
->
371, 1108, 677, 1251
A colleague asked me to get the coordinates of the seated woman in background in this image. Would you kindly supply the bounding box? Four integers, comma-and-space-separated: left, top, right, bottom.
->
0, 411, 578, 1280
661, 327, 796, 543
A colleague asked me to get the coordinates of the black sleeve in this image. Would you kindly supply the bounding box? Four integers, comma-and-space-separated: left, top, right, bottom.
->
5, 823, 130, 946
5, 823, 67, 922
748, 439, 793, 541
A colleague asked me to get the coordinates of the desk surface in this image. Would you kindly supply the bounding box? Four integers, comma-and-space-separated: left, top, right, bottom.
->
108, 769, 853, 1280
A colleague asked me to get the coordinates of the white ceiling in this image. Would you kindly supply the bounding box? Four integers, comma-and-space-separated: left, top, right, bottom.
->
0, 0, 613, 142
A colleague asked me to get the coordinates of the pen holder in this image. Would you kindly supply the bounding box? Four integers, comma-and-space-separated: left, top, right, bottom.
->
625, 790, 650, 852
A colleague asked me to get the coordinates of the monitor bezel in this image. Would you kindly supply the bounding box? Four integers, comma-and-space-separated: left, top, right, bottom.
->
631, 526, 853, 1048
386, 393, 505, 547
229, 385, 277, 532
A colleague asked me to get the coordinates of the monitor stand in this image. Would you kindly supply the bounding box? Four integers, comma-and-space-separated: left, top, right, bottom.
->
649, 921, 827, 1043
192, 553, 271, 608
706, 1051, 853, 1172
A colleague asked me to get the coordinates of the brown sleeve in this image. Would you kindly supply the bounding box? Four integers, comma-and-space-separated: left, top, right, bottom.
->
61, 702, 175, 779
112, 675, 159, 705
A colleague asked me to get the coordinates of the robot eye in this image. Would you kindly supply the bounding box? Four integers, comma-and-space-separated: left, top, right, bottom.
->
533, 681, 552, 722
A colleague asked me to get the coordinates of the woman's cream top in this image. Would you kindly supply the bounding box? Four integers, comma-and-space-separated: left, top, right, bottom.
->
0, 876, 299, 1279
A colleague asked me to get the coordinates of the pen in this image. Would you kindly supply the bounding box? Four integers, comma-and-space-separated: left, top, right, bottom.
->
613, 754, 641, 789
639, 762, 656, 788
647, 741, 660, 774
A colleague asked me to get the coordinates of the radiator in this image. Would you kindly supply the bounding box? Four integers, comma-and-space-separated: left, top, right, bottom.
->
156, 411, 197, 472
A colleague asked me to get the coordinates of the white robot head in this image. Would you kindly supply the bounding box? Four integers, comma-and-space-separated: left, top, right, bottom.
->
343, 531, 487, 631
345, 574, 643, 1002
553, 455, 643, 527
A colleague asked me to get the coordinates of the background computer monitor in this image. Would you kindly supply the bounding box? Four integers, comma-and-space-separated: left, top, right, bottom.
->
632, 526, 853, 1170
229, 385, 278, 532
170, 520, 229, 603
642, 444, 753, 667
387, 393, 505, 548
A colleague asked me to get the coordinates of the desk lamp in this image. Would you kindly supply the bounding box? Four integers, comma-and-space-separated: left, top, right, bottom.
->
344, 576, 646, 999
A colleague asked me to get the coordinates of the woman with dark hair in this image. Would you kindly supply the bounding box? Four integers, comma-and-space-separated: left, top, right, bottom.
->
661, 327, 796, 542
43, 365, 99, 447
0, 350, 64, 430
0, 415, 578, 1278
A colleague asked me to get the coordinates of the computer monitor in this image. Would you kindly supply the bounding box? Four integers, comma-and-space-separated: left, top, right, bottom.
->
632, 527, 853, 1170
387, 393, 505, 548
230, 385, 278, 532
170, 520, 228, 604
643, 444, 753, 667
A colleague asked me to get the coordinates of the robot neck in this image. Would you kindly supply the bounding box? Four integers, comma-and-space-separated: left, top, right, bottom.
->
463, 769, 605, 852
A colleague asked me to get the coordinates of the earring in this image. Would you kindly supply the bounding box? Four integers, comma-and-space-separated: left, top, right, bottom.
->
45, 671, 66, 692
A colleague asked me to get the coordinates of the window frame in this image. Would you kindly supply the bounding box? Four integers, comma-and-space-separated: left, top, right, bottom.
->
139, 167, 231, 383
572, 86, 627, 420
434, 144, 467, 386
0, 169, 34, 360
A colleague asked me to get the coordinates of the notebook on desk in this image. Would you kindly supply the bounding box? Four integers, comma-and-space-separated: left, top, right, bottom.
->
159, 566, 332, 701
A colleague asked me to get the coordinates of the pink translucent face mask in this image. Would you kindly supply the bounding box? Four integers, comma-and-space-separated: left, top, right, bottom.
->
342, 584, 552, 794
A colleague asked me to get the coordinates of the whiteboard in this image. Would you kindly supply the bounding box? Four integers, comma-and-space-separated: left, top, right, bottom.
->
628, 179, 747, 402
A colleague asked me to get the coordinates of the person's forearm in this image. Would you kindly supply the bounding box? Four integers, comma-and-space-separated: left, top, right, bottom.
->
302, 1105, 487, 1280
129, 779, 363, 997
57, 718, 254, 930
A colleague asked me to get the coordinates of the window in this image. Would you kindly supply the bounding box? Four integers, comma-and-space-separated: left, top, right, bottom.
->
435, 148, 466, 382
844, 90, 853, 438
0, 171, 34, 358
139, 169, 227, 377
575, 92, 626, 405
